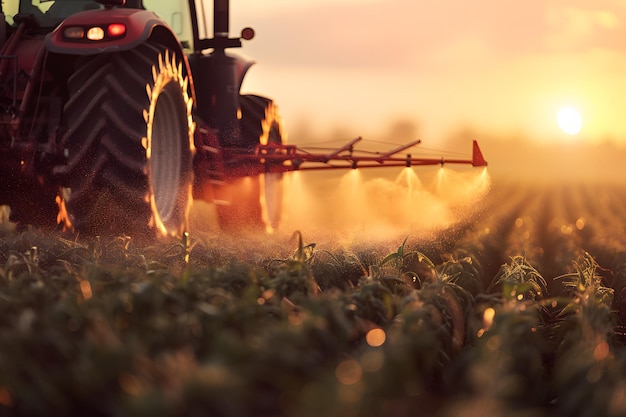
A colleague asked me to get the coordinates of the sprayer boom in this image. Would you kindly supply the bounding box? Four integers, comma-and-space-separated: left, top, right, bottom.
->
221, 139, 487, 177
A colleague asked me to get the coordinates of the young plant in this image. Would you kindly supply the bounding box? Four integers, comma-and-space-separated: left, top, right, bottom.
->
551, 253, 625, 417
457, 256, 551, 410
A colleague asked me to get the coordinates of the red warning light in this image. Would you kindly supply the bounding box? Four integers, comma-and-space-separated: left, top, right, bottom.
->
107, 23, 126, 38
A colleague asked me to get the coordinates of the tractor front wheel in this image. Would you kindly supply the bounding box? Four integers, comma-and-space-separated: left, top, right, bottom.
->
216, 95, 285, 233
57, 43, 194, 238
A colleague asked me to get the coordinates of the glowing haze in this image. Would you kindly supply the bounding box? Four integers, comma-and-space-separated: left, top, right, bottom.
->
230, 0, 626, 146
279, 167, 491, 245
191, 167, 492, 249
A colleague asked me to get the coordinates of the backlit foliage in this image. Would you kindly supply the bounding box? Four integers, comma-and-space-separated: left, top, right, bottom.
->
1, 183, 626, 416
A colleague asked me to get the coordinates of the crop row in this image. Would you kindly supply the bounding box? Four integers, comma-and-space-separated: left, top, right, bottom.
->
1, 191, 626, 417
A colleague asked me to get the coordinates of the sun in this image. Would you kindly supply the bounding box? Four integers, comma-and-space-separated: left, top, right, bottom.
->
557, 106, 583, 135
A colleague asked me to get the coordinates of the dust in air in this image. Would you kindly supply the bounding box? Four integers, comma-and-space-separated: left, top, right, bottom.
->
188, 166, 491, 253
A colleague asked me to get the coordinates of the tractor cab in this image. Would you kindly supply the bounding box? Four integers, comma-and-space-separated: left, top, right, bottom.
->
0, 1, 175, 36
1, 1, 104, 30
0, 0, 248, 54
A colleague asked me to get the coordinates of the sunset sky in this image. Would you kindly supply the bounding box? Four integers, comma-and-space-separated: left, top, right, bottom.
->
227, 0, 626, 152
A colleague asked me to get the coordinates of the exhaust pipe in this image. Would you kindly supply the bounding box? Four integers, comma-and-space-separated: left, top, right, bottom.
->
214, 0, 229, 38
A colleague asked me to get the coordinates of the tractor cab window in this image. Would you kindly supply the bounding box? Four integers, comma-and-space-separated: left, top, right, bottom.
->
143, 0, 193, 52
2, 0, 20, 26
194, 0, 212, 41
2, 1, 103, 28
141, 0, 221, 52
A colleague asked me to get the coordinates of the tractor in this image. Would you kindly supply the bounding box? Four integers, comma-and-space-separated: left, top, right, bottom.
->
0, 0, 487, 238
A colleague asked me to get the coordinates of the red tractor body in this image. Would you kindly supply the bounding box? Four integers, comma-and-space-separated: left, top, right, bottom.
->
46, 8, 167, 53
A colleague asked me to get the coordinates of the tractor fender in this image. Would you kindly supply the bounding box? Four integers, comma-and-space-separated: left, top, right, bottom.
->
44, 8, 183, 57
232, 53, 255, 92
44, 8, 193, 101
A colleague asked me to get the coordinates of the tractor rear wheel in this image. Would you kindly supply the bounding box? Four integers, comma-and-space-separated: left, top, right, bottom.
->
216, 95, 285, 233
57, 43, 194, 238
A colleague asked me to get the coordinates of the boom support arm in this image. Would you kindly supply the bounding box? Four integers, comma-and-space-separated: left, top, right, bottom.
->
219, 139, 487, 178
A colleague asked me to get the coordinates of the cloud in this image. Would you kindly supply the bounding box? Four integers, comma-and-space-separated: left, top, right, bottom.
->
234, 0, 626, 144
236, 0, 625, 70
545, 6, 623, 51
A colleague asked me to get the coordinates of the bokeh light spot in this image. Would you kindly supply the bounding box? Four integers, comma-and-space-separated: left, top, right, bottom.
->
365, 328, 386, 347
335, 359, 363, 385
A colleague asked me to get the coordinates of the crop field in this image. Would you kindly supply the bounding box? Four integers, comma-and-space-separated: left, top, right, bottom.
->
1, 174, 626, 416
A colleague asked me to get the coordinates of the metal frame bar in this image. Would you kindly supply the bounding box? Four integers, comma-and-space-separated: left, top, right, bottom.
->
0, 55, 18, 109
219, 139, 487, 177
